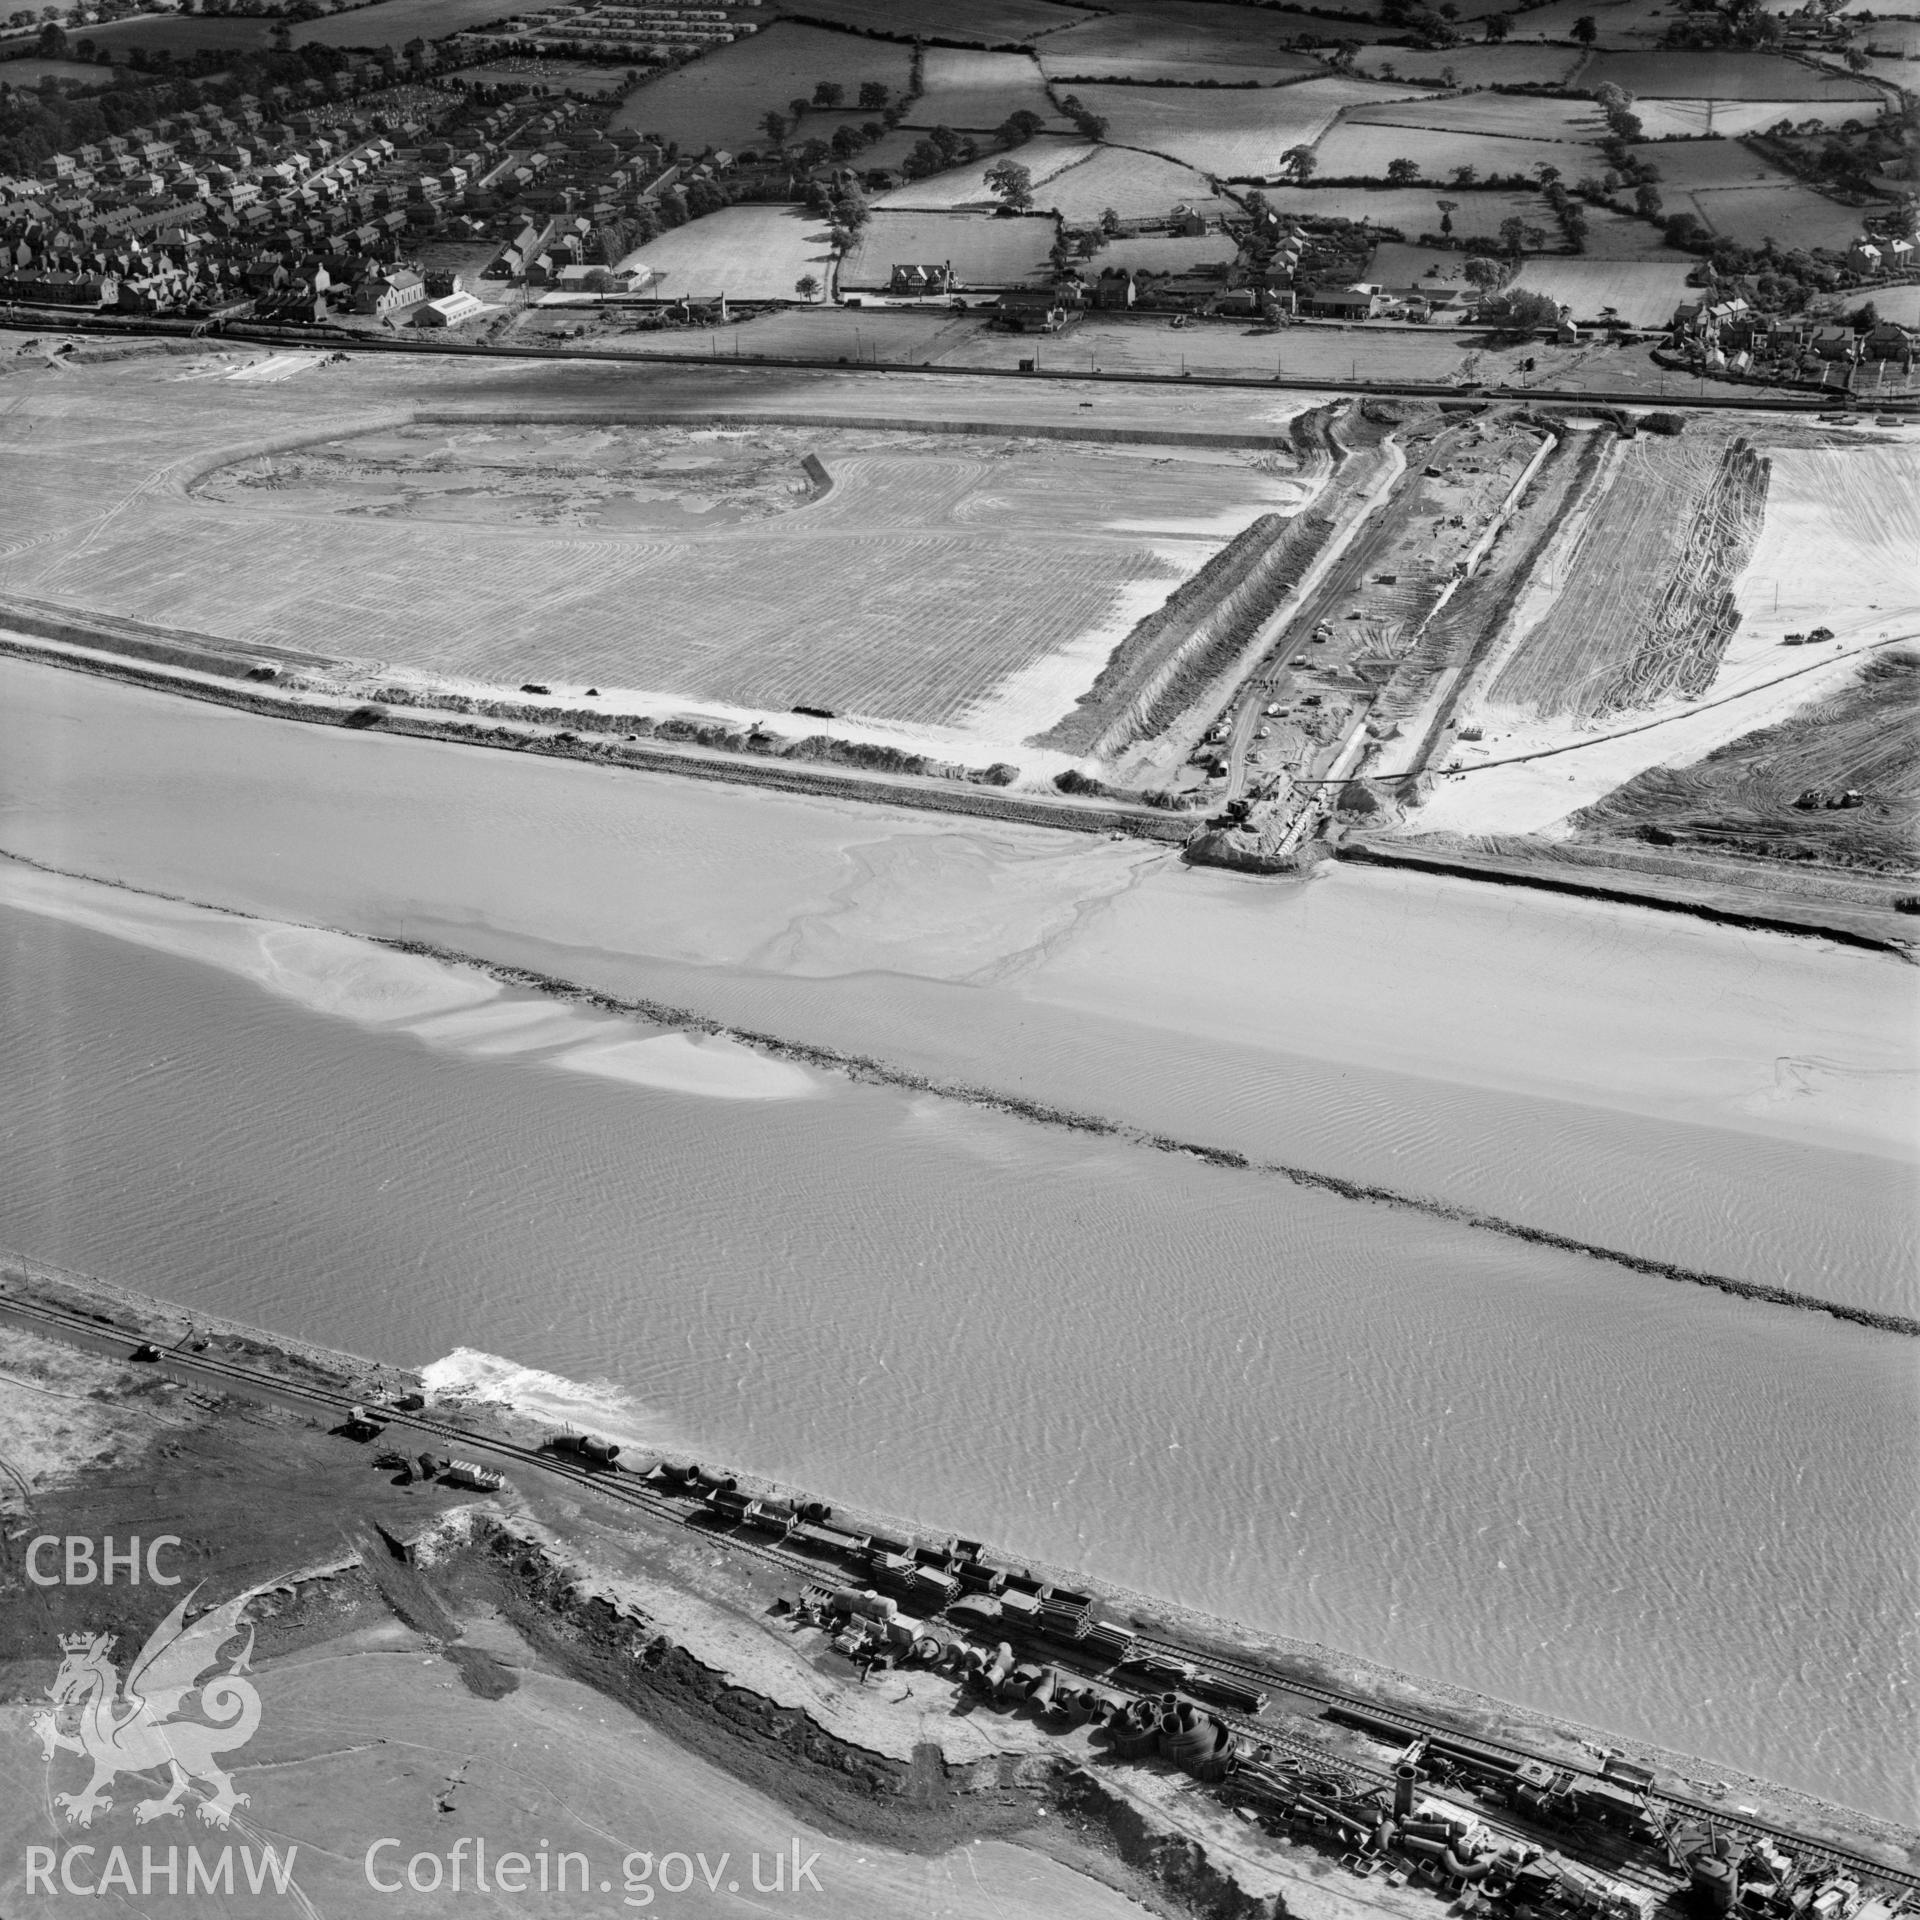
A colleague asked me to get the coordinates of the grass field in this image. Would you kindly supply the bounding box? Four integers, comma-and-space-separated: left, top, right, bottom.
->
907, 49, 1068, 131
1631, 137, 1804, 189
766, 0, 1085, 42
450, 59, 627, 95
1582, 49, 1885, 96
1311, 123, 1607, 183
1630, 96, 1889, 136
78, 12, 271, 55
1092, 231, 1240, 273
1508, 256, 1697, 325
615, 205, 833, 300
841, 207, 1055, 286
1681, 182, 1865, 249
875, 135, 1093, 209
1074, 76, 1428, 178
1034, 3, 1327, 82
1506, 0, 1669, 42
1262, 183, 1556, 235
294, 0, 520, 45
1344, 93, 1607, 141
1576, 205, 1684, 259
1037, 145, 1227, 221
0, 55, 113, 85
612, 21, 910, 152
1351, 43, 1586, 85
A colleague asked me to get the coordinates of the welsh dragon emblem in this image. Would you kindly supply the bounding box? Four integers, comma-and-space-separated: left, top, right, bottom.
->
33, 1585, 262, 1829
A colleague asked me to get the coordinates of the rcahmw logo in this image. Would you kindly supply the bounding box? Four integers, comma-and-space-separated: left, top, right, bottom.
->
30, 1584, 269, 1833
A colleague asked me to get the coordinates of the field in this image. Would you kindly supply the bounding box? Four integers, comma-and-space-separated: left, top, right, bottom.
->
837, 208, 1057, 287
1630, 97, 1889, 136
293, 0, 521, 46
1351, 44, 1586, 85
613, 204, 833, 300
0, 55, 112, 85
1092, 231, 1240, 274
1632, 137, 1803, 189
78, 12, 271, 55
1680, 182, 1866, 248
1037, 146, 1228, 222
1071, 77, 1429, 178
1344, 93, 1607, 142
1576, 205, 1683, 258
875, 135, 1092, 209
1508, 256, 1697, 325
612, 21, 910, 152
908, 49, 1068, 131
765, 0, 1085, 41
1310, 123, 1607, 183
450, 58, 627, 94
1506, 0, 1671, 42
1034, 3, 1328, 83
13, 394, 1310, 742
1581, 49, 1885, 97
1262, 183, 1557, 234
1491, 432, 1761, 719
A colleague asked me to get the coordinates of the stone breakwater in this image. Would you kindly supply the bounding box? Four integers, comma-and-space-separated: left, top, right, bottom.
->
369, 938, 1920, 1341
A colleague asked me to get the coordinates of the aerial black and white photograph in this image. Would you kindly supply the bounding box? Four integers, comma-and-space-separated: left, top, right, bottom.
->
0, 0, 1914, 1910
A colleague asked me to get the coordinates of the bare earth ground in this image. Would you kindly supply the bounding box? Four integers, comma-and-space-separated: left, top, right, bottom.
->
0, 348, 1327, 761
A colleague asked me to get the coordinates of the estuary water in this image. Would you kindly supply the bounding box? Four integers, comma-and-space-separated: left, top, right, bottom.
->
0, 656, 1915, 1820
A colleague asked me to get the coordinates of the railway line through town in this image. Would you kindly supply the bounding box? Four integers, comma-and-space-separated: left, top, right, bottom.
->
4, 1273, 1915, 1903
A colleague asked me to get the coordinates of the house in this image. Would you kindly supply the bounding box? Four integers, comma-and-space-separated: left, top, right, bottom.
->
1093, 268, 1135, 310
1302, 286, 1382, 320
353, 266, 426, 314
994, 285, 1078, 332
1845, 238, 1882, 276
887, 261, 956, 295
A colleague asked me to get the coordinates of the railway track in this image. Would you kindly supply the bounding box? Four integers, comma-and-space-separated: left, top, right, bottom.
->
4, 1279, 1913, 1899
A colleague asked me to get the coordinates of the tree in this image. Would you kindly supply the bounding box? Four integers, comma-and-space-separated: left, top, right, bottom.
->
1498, 214, 1529, 255
995, 107, 1043, 146
1572, 14, 1598, 43
789, 96, 809, 121
794, 272, 821, 301
857, 80, 889, 110
813, 79, 844, 108
828, 224, 852, 253
1535, 162, 1561, 188
761, 109, 787, 145
1483, 12, 1509, 39
1281, 143, 1317, 181
1843, 44, 1869, 69
1386, 156, 1420, 184
1436, 196, 1458, 235
984, 157, 1033, 212
1464, 254, 1504, 290
1635, 181, 1663, 218
1100, 204, 1121, 234
1451, 163, 1478, 186
1479, 287, 1560, 329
